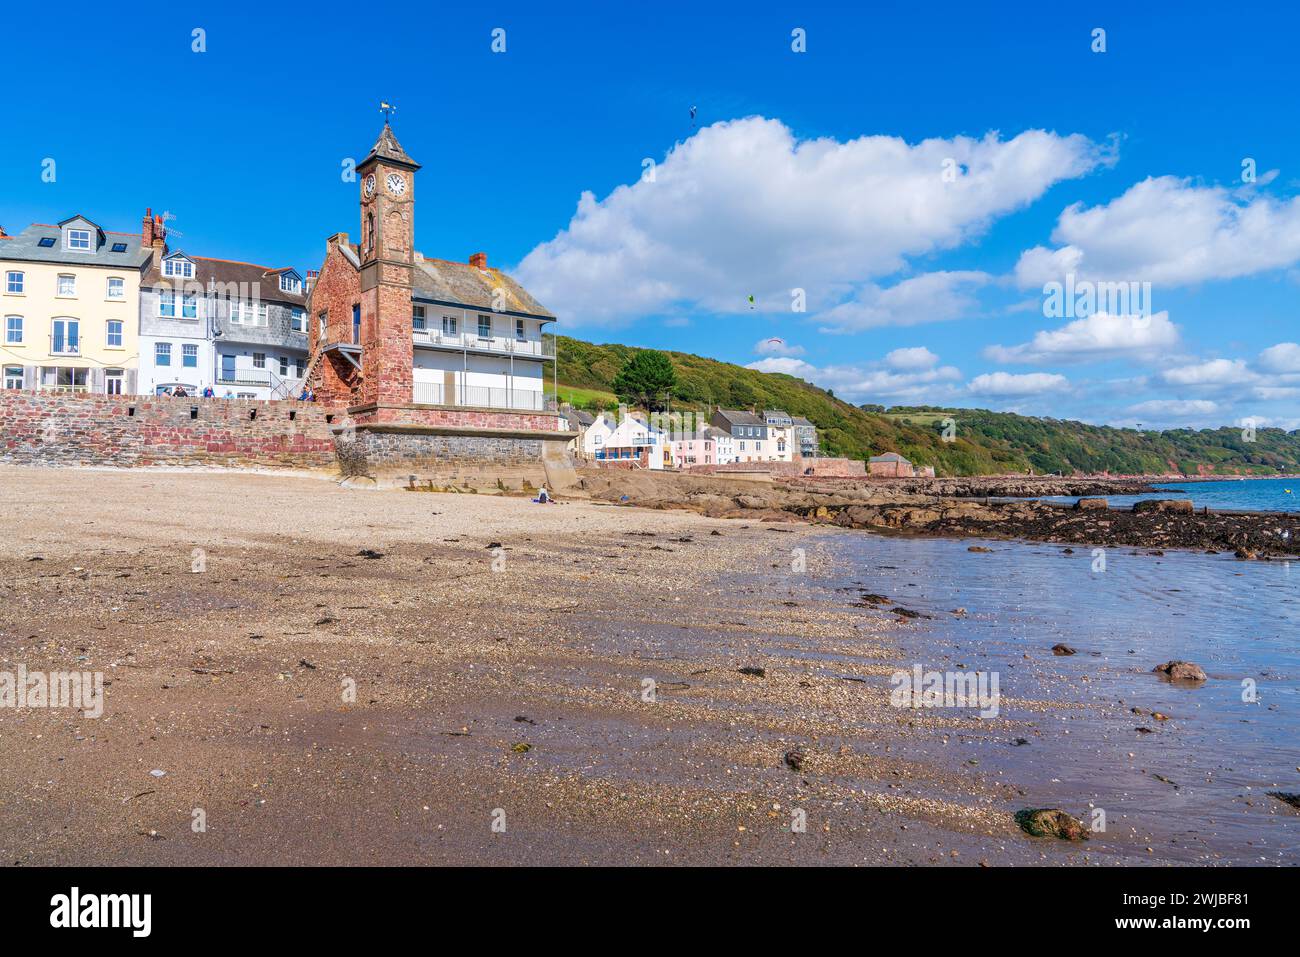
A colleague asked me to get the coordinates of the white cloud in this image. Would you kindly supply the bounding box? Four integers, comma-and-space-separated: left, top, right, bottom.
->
747, 357, 816, 376
1259, 342, 1300, 374
753, 337, 805, 357
517, 117, 1112, 323
1159, 358, 1256, 386
815, 271, 990, 332
885, 346, 940, 370
1015, 175, 1300, 288
1127, 399, 1220, 418
744, 355, 962, 403
967, 371, 1069, 396
985, 311, 1179, 364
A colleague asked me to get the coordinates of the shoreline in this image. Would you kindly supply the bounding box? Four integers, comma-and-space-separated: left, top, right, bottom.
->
577, 470, 1300, 559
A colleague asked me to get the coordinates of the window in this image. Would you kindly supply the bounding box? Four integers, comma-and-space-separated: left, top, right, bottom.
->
57, 274, 76, 297
352, 304, 360, 345
66, 229, 91, 251
253, 352, 265, 369
739, 441, 746, 451
159, 290, 175, 317
278, 356, 289, 376
5, 316, 22, 344
4, 366, 22, 390
317, 312, 327, 339
51, 319, 79, 354
163, 258, 193, 278
5, 271, 22, 294
182, 344, 198, 368
37, 237, 56, 248
442, 315, 458, 335
106, 320, 123, 348
278, 274, 301, 294
107, 277, 124, 300
291, 308, 305, 333
413, 305, 426, 331
156, 342, 171, 366
229, 301, 265, 325
295, 358, 305, 377
515, 318, 525, 339
477, 314, 491, 338
105, 369, 124, 395
110, 242, 128, 253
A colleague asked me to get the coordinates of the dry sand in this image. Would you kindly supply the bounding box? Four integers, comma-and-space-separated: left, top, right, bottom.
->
0, 465, 1141, 866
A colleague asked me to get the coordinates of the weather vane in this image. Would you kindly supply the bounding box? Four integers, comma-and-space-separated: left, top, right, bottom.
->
380, 101, 396, 123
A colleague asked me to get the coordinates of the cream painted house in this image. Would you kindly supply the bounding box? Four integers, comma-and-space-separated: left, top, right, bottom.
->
0, 215, 151, 393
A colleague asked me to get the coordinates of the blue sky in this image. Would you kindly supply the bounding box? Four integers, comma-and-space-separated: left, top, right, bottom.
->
5, 1, 1299, 429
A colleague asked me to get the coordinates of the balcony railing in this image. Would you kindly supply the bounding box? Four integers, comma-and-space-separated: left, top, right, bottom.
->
413, 380, 547, 411
216, 368, 303, 397
49, 334, 81, 355
412, 328, 556, 358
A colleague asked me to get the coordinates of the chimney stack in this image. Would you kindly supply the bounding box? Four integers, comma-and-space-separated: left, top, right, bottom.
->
152, 214, 167, 249
142, 208, 154, 247
469, 251, 487, 270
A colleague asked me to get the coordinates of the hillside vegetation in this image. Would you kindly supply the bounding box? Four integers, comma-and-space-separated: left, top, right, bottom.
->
551, 335, 1300, 476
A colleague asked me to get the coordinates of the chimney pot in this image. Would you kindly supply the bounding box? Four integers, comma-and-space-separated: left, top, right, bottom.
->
469, 251, 487, 270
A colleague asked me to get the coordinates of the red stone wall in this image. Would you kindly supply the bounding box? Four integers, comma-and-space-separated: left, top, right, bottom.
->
0, 391, 342, 470
305, 240, 362, 406
354, 403, 562, 433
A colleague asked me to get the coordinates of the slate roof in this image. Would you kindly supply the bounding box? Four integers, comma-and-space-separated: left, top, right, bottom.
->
570, 409, 596, 427
791, 416, 815, 427
361, 124, 420, 170
714, 409, 765, 427
413, 255, 554, 319
142, 255, 307, 307
0, 219, 151, 269
704, 426, 732, 440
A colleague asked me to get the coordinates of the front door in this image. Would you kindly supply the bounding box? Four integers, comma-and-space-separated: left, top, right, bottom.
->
221, 354, 236, 383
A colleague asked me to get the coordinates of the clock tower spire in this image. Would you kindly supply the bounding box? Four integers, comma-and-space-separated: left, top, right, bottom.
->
355, 118, 421, 410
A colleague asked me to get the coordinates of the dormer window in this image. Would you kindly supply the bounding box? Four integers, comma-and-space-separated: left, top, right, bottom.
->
66, 228, 92, 251
278, 273, 301, 294
163, 257, 194, 279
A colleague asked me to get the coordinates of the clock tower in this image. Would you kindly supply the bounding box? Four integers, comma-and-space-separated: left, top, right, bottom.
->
355, 123, 420, 411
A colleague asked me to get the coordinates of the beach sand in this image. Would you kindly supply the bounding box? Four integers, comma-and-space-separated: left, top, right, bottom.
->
0, 466, 1193, 866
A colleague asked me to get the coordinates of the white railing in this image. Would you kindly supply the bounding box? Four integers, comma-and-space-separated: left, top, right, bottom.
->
412, 380, 546, 411
412, 329, 555, 358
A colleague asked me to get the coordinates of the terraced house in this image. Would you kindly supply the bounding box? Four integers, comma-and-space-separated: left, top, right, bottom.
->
0, 215, 149, 394
137, 210, 308, 398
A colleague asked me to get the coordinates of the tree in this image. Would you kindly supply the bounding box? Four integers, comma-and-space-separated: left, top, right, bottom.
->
612, 350, 677, 411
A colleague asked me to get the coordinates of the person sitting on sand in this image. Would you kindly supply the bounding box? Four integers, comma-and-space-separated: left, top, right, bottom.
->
533, 486, 550, 504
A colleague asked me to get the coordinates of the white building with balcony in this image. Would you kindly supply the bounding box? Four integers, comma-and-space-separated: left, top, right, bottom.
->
408, 253, 554, 412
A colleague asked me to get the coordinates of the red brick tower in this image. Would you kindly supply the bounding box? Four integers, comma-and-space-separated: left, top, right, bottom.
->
356, 124, 420, 411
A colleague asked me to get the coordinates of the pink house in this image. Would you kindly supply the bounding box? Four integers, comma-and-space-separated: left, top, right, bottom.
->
671, 433, 715, 469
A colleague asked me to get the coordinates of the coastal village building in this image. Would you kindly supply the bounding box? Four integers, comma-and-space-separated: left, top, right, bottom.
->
704, 425, 735, 464
762, 409, 796, 462
868, 452, 912, 476
595, 414, 670, 469
671, 432, 715, 468
137, 212, 309, 398
711, 409, 769, 462
792, 416, 818, 458
580, 412, 616, 459
0, 216, 149, 394
306, 124, 557, 419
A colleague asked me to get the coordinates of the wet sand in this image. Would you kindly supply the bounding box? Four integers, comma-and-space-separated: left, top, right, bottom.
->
0, 466, 1286, 865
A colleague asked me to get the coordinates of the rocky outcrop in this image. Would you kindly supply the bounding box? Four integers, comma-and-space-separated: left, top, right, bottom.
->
1014, 808, 1090, 840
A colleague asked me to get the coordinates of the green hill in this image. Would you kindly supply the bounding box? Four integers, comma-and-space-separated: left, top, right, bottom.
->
550, 335, 1300, 477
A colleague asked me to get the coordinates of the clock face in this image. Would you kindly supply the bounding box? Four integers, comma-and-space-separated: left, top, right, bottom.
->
363, 174, 376, 198
385, 172, 407, 196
